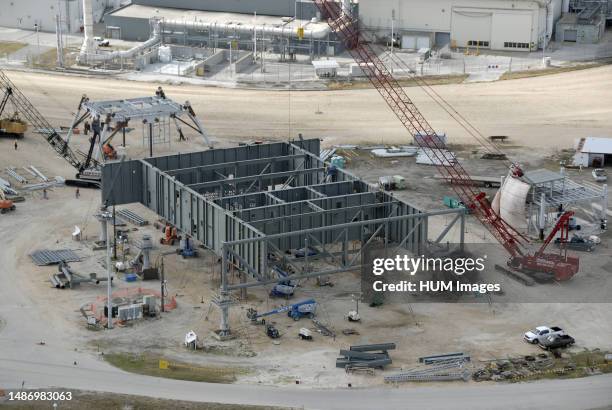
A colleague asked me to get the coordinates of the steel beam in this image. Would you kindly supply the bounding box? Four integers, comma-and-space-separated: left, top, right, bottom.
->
225, 208, 462, 246
187, 168, 326, 190
165, 154, 305, 175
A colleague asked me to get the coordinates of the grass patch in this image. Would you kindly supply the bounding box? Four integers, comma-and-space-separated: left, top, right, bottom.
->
0, 389, 292, 409
499, 62, 609, 81
327, 74, 468, 90
0, 41, 27, 55
104, 353, 247, 383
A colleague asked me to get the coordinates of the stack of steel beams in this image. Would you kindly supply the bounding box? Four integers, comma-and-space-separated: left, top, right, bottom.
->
336, 343, 395, 369
30, 249, 81, 266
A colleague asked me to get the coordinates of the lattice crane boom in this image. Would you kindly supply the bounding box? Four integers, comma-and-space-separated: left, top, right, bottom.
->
313, 0, 524, 257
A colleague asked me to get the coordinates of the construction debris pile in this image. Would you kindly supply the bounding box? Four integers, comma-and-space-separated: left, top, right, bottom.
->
385, 352, 471, 382
472, 353, 557, 381
336, 343, 395, 370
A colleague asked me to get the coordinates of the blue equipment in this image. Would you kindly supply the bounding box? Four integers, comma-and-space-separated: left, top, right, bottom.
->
247, 299, 317, 322
177, 236, 198, 258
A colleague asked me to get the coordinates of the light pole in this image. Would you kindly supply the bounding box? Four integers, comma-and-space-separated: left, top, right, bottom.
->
34, 23, 40, 63
391, 9, 395, 54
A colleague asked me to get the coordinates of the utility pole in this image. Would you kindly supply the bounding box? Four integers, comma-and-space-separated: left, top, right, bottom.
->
35, 23, 40, 64
98, 209, 114, 329
253, 12, 257, 61
391, 9, 395, 54
112, 205, 117, 259
160, 257, 166, 313
55, 14, 64, 68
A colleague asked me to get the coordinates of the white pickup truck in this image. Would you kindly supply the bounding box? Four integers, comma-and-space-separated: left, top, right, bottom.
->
524, 326, 564, 344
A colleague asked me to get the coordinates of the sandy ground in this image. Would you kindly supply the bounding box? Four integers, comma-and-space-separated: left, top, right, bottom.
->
0, 66, 611, 389
2, 64, 612, 157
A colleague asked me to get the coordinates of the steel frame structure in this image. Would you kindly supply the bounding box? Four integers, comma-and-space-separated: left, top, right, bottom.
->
65, 95, 213, 164
102, 139, 465, 336
526, 173, 608, 234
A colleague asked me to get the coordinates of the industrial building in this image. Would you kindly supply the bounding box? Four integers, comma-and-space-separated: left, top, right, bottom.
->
359, 0, 565, 51
105, 0, 338, 57
555, 3, 607, 43
573, 137, 612, 167
0, 0, 121, 33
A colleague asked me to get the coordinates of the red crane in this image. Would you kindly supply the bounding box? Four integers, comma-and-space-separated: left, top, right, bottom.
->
313, 0, 578, 281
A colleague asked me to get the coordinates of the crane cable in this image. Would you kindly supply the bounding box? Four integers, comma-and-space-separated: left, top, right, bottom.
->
384, 48, 512, 162
365, 35, 514, 164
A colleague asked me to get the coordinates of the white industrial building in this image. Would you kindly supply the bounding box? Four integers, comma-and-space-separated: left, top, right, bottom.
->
0, 0, 122, 33
359, 0, 566, 51
573, 137, 612, 167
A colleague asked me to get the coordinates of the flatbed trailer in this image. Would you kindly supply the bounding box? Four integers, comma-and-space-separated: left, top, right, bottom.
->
433, 175, 502, 188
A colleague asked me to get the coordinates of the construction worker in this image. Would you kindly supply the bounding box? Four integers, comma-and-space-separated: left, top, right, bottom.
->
75, 188, 80, 199
14, 140, 18, 150
156, 86, 166, 99
92, 115, 101, 141
84, 120, 90, 135
42, 189, 48, 200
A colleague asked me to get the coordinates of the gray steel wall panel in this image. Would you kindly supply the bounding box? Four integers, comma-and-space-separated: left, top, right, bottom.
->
102, 139, 425, 279
101, 160, 144, 206
105, 15, 153, 42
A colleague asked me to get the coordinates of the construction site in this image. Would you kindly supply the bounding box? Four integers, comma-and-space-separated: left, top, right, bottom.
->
0, 1, 612, 409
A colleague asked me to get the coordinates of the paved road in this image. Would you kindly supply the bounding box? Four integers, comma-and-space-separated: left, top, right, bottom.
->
1, 352, 612, 410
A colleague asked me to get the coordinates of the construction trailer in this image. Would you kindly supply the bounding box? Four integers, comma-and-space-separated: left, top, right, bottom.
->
102, 139, 466, 337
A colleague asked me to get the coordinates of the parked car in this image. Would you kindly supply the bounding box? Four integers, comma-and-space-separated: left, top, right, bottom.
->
524, 326, 564, 344
554, 235, 595, 252
539, 334, 575, 350
592, 168, 607, 182
93, 36, 110, 47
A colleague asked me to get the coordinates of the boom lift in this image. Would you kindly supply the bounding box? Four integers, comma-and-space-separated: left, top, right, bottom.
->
246, 299, 317, 323
0, 190, 16, 214
313, 1, 578, 281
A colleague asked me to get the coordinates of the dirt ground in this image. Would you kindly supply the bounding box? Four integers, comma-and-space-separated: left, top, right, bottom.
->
0, 66, 611, 389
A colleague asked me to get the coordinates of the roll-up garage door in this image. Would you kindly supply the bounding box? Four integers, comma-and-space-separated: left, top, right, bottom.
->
451, 8, 492, 48
401, 34, 431, 50
564, 29, 577, 42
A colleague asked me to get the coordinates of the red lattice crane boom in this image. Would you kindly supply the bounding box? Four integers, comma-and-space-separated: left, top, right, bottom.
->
314, 1, 578, 280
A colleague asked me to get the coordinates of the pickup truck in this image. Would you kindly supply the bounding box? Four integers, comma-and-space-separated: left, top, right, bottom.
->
524, 326, 564, 344
539, 334, 575, 350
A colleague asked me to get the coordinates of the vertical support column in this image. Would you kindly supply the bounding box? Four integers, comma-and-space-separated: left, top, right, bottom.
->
601, 184, 608, 230
460, 211, 465, 252
149, 122, 154, 157
219, 244, 230, 337
342, 228, 348, 267
303, 237, 310, 273
539, 193, 546, 240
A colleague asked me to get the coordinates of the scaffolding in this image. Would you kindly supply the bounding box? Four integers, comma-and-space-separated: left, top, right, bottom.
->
524, 168, 608, 236
66, 94, 212, 162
